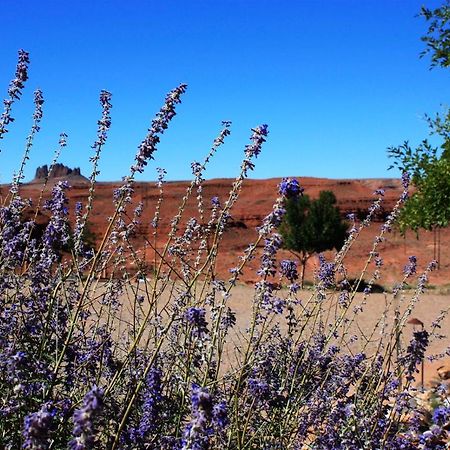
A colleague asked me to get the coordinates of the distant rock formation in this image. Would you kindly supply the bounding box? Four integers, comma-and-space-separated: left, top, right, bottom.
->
34, 163, 82, 180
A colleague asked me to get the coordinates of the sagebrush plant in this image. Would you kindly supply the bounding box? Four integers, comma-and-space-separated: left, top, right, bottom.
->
1, 50, 449, 450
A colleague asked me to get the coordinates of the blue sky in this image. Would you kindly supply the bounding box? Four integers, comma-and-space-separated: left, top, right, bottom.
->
0, 0, 448, 183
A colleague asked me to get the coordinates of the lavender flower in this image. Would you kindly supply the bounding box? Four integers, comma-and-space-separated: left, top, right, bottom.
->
279, 177, 303, 199
211, 196, 220, 208
22, 403, 55, 450
257, 234, 283, 278
181, 384, 213, 450
403, 330, 429, 381
259, 204, 286, 232
69, 386, 103, 450
95, 90, 112, 149
401, 171, 410, 190
0, 50, 30, 144
247, 378, 271, 402
135, 367, 163, 438
130, 84, 187, 176
280, 259, 298, 282
184, 307, 209, 338
432, 406, 450, 426
180, 385, 227, 449
241, 124, 268, 176
156, 166, 167, 188
403, 255, 417, 278
10, 88, 45, 196
43, 181, 70, 248
220, 307, 236, 331
317, 254, 335, 289
212, 401, 228, 429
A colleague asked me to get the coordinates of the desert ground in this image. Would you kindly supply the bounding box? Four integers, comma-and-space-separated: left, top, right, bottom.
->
115, 280, 450, 387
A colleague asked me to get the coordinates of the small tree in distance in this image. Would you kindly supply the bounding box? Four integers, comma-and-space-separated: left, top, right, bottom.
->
280, 189, 348, 288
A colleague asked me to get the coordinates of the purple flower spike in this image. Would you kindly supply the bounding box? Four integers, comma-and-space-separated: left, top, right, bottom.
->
69, 386, 103, 450
136, 367, 163, 437
317, 254, 335, 289
432, 406, 450, 426
403, 255, 417, 278
0, 50, 31, 145
401, 171, 410, 189
280, 259, 298, 282
182, 384, 227, 450
184, 307, 209, 338
279, 178, 303, 199
130, 84, 187, 176
403, 330, 429, 381
22, 403, 55, 450
211, 196, 221, 208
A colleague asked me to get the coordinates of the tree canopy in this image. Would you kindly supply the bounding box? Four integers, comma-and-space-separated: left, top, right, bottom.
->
387, 1, 450, 264
280, 190, 347, 287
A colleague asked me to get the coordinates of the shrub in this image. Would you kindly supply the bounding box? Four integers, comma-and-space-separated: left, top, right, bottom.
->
0, 50, 449, 449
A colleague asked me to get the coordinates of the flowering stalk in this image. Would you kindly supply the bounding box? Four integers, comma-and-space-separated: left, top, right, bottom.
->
49, 85, 187, 399
102, 120, 228, 395
69, 386, 103, 449
74, 90, 112, 253
11, 89, 44, 197
0, 50, 30, 149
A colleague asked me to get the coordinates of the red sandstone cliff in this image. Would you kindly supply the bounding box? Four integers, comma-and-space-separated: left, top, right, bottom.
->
3, 176, 449, 287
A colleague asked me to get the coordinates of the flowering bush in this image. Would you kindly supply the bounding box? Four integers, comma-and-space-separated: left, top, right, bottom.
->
1, 50, 449, 449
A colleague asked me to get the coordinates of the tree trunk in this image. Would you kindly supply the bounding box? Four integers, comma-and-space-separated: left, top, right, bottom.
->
433, 225, 441, 269
300, 255, 307, 289
438, 226, 441, 269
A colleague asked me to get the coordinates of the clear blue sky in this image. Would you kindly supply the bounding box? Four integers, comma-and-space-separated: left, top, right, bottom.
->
0, 0, 448, 183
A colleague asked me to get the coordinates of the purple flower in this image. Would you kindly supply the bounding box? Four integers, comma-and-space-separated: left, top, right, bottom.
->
69, 386, 103, 450
403, 255, 417, 278
212, 401, 228, 429
260, 205, 286, 232
32, 89, 44, 124
280, 259, 298, 282
257, 234, 283, 278
211, 196, 220, 208
220, 307, 236, 331
184, 307, 208, 338
180, 384, 228, 449
401, 171, 410, 190
375, 256, 383, 268
432, 406, 450, 426
403, 330, 429, 381
338, 289, 349, 307
136, 367, 163, 437
241, 125, 268, 176
0, 50, 30, 144
43, 181, 71, 248
130, 84, 187, 176
279, 177, 303, 199
317, 254, 335, 289
156, 167, 167, 188
22, 403, 55, 450
181, 384, 213, 450
248, 378, 271, 401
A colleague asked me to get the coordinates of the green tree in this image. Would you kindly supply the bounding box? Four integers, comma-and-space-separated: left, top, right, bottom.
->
420, 0, 450, 68
388, 1, 450, 264
280, 190, 347, 288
